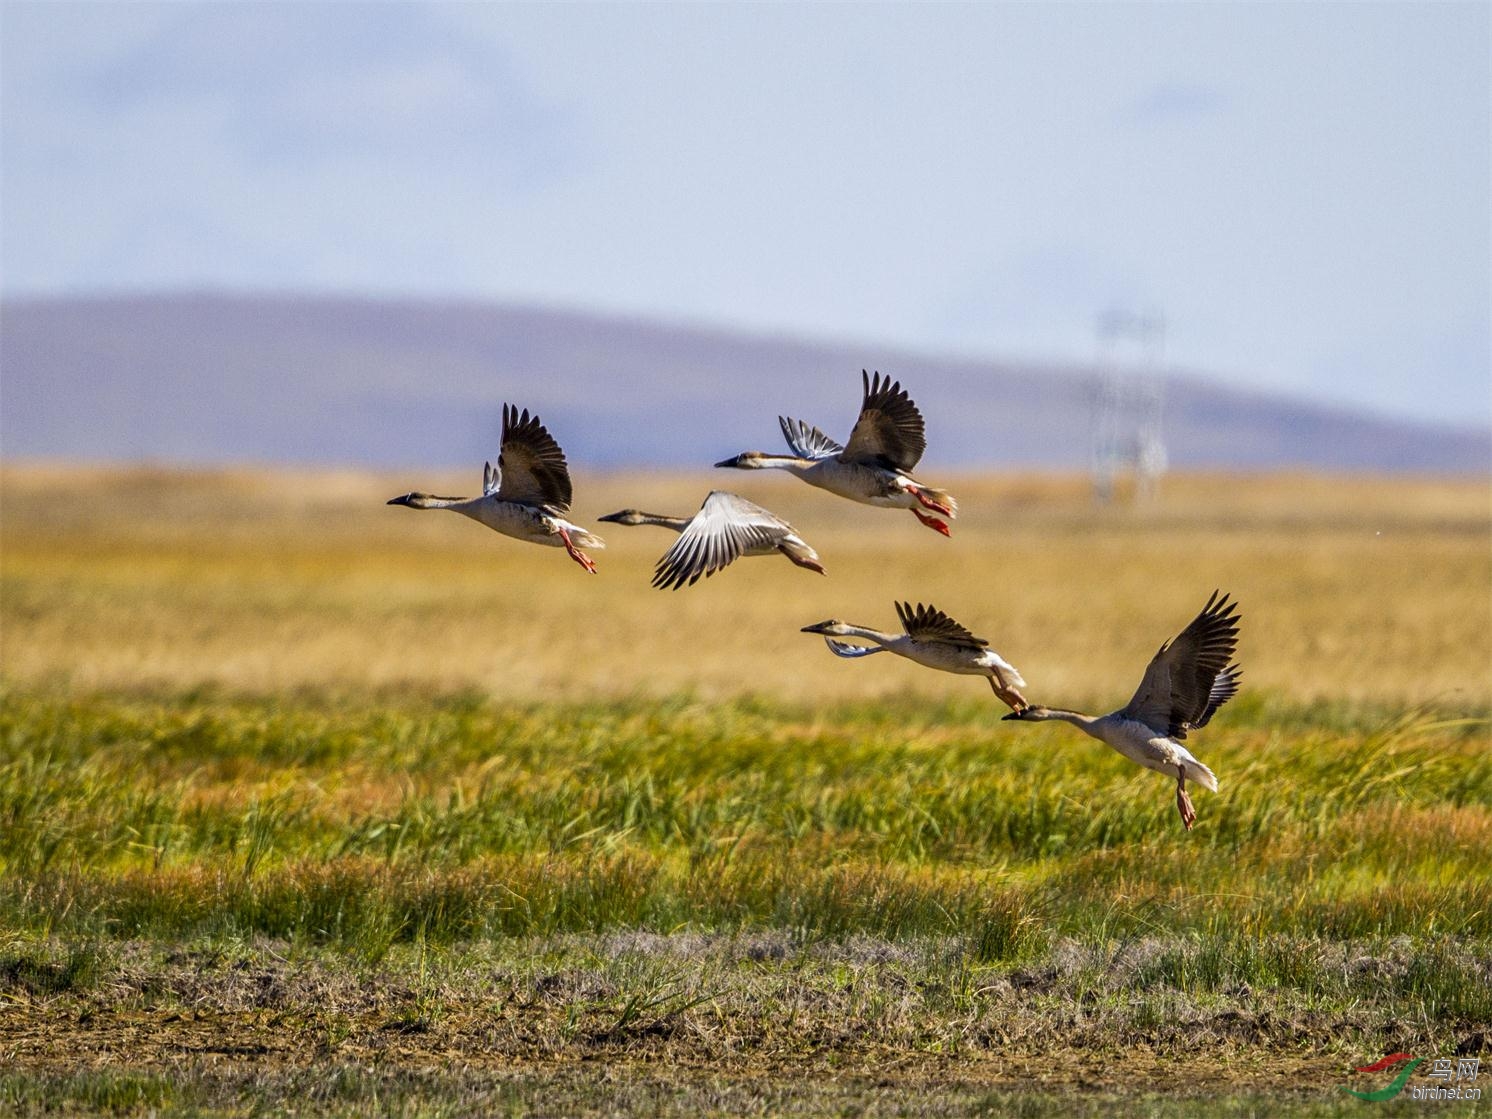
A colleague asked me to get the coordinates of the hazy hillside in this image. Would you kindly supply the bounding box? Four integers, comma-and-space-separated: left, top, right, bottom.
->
2, 293, 1486, 472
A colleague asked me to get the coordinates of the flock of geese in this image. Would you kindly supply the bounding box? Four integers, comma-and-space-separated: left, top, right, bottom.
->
389, 372, 1243, 831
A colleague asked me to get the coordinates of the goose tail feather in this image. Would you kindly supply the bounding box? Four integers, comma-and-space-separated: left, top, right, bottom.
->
1185, 759, 1218, 793
566, 528, 606, 549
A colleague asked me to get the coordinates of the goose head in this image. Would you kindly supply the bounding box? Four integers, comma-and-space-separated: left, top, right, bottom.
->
1002, 705, 1053, 722
714, 451, 769, 469
800, 619, 852, 637
596, 510, 647, 525
387, 492, 460, 509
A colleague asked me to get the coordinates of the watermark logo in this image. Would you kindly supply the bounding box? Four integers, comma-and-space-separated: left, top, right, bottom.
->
1343, 1054, 1423, 1101
1343, 1053, 1481, 1102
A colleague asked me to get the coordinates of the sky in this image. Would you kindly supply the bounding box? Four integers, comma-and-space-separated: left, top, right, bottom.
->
2, 1, 1488, 427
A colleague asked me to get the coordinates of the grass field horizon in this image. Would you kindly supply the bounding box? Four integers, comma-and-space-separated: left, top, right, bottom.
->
2, 465, 1489, 1116
4, 464, 1488, 704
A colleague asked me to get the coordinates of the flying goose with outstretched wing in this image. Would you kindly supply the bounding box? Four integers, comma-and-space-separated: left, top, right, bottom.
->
388, 404, 604, 573
598, 491, 824, 590
801, 600, 1027, 710
716, 371, 959, 535
1003, 591, 1243, 830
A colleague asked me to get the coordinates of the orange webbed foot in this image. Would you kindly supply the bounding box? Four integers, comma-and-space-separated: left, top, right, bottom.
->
559, 528, 599, 574
913, 510, 951, 536
1176, 785, 1196, 831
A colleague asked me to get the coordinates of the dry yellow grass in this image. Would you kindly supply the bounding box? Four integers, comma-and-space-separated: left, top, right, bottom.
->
2, 464, 1488, 707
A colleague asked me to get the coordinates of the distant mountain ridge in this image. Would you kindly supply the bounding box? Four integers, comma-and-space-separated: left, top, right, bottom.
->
2, 293, 1486, 472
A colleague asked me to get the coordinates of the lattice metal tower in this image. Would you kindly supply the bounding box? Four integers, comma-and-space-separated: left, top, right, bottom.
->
1090, 308, 1168, 505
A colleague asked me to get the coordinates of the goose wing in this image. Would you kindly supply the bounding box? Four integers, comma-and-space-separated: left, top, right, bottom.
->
1193, 665, 1243, 730
494, 404, 573, 512
895, 601, 989, 648
823, 638, 888, 659
652, 491, 788, 590
840, 370, 926, 471
779, 416, 845, 460
1121, 591, 1242, 739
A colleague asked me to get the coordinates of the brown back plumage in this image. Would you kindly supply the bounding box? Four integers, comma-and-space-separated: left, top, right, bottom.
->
1122, 590, 1243, 739
841, 370, 926, 471
494, 403, 573, 512
896, 601, 989, 648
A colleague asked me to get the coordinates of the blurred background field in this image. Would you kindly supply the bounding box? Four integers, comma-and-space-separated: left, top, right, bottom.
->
3, 464, 1487, 708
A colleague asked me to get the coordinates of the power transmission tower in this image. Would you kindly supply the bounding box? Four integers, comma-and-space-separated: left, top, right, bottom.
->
1090, 308, 1168, 505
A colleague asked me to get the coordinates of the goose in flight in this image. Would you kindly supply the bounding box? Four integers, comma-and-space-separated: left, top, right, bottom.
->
715, 370, 959, 535
388, 404, 604, 573
801, 601, 1028, 710
599, 490, 824, 590
1002, 591, 1243, 831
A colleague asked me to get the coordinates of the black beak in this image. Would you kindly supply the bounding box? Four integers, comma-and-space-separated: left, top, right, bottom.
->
387, 494, 413, 506
1001, 710, 1023, 721
714, 456, 741, 469
596, 511, 625, 523
800, 622, 828, 634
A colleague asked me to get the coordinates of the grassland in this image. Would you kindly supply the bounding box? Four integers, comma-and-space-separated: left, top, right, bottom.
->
3, 465, 1488, 704
1, 465, 1489, 1116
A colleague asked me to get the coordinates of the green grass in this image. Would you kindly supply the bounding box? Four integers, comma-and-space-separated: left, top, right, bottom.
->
3, 689, 1488, 946
2, 688, 1488, 1115
3, 690, 1489, 959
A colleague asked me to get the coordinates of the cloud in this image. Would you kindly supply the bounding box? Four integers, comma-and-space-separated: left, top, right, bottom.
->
73, 2, 582, 190
1123, 82, 1229, 126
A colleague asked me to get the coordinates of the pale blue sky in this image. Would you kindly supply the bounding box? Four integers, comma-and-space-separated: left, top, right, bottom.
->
2, 1, 1488, 425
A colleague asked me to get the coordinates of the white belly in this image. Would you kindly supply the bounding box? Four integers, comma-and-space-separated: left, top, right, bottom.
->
459, 499, 560, 545
799, 461, 909, 507
1093, 716, 1217, 791
892, 639, 1010, 680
